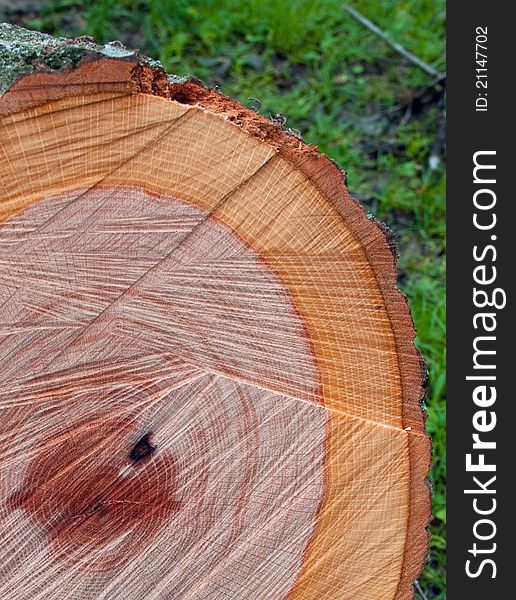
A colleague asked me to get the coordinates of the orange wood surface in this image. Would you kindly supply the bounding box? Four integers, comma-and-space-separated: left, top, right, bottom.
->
0, 39, 430, 600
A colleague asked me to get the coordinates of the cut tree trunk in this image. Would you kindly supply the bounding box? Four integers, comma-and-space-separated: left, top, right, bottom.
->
0, 24, 431, 600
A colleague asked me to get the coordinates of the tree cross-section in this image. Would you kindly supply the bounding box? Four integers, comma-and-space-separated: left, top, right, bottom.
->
0, 24, 431, 600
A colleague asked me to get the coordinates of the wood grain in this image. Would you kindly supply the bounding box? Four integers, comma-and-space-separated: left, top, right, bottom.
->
0, 26, 431, 600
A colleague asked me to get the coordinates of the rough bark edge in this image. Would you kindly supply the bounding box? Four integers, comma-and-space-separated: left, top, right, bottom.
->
0, 24, 432, 598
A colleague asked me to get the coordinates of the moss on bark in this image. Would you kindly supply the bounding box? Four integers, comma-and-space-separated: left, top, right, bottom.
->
0, 23, 140, 94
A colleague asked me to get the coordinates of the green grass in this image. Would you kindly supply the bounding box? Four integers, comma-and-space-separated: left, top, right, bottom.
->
2, 1, 446, 596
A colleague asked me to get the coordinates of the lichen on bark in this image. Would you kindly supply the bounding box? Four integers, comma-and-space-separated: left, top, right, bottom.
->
0, 23, 138, 94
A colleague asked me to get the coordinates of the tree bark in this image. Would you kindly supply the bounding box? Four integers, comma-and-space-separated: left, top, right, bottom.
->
0, 24, 431, 600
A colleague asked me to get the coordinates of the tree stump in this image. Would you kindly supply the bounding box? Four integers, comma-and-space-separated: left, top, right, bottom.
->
0, 25, 431, 600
